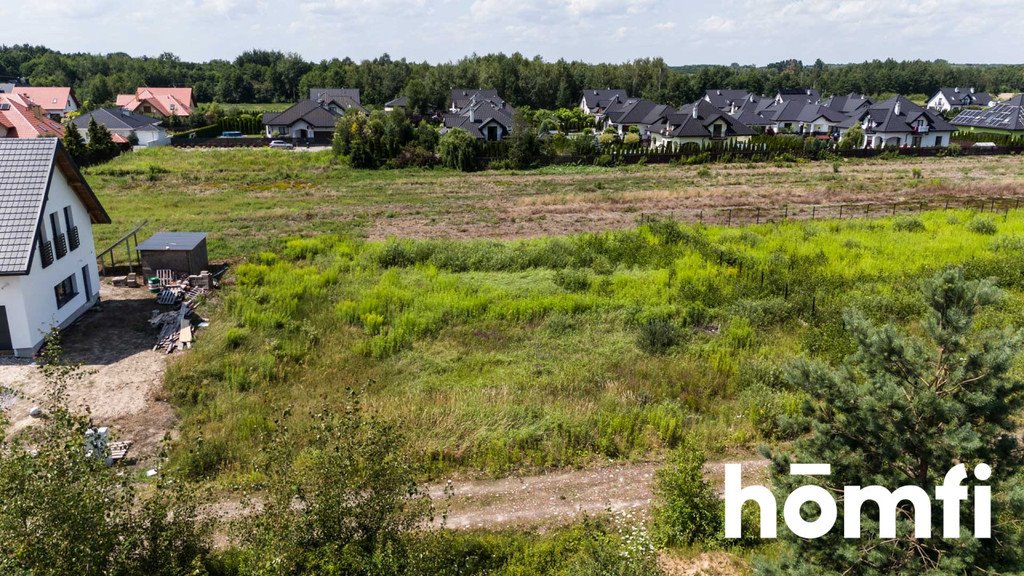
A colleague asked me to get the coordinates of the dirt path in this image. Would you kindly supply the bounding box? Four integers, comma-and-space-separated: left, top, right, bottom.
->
429, 457, 768, 531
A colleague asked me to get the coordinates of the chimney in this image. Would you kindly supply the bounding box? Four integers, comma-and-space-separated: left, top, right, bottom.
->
469, 107, 475, 123
895, 100, 901, 116
954, 87, 960, 93
692, 106, 698, 119
970, 87, 975, 94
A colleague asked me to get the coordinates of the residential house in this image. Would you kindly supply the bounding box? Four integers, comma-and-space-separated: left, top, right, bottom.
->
820, 92, 873, 115
841, 95, 954, 148
384, 96, 409, 112
309, 88, 367, 114
11, 87, 78, 120
603, 98, 674, 137
650, 100, 755, 147
927, 87, 993, 113
263, 100, 341, 140
795, 105, 850, 137
442, 97, 514, 141
73, 108, 169, 147
449, 89, 502, 113
725, 94, 776, 132
704, 89, 755, 110
0, 93, 64, 138
952, 94, 1024, 138
0, 138, 110, 356
757, 99, 812, 133
773, 88, 820, 105
580, 89, 628, 121
116, 87, 194, 119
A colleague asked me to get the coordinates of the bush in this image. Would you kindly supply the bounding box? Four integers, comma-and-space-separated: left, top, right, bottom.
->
967, 215, 998, 235
437, 128, 479, 172
593, 153, 613, 167
637, 316, 679, 355
552, 268, 590, 292
893, 216, 926, 232
652, 436, 722, 547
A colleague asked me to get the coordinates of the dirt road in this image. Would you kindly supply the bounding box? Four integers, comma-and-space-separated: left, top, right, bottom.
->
430, 457, 768, 531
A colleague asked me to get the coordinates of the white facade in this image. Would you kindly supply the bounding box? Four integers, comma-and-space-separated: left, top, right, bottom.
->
0, 168, 101, 356
265, 120, 329, 139
927, 93, 953, 113
78, 125, 168, 147
863, 130, 952, 148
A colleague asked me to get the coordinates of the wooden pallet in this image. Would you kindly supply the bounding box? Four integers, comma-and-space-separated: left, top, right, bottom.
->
108, 440, 132, 463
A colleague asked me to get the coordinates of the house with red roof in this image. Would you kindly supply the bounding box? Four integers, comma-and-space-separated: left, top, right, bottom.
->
0, 93, 65, 139
115, 87, 194, 118
12, 87, 78, 120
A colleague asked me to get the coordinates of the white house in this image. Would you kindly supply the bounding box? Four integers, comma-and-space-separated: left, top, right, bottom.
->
12, 87, 79, 120
0, 138, 110, 357
73, 108, 170, 147
263, 100, 342, 140
927, 87, 993, 113
839, 96, 955, 148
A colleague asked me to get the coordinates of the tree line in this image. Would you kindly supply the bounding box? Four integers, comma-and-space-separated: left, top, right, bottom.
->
2, 45, 1023, 111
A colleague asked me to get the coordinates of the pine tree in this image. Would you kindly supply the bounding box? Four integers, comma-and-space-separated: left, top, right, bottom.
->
62, 121, 87, 164
757, 268, 1024, 575
85, 117, 118, 165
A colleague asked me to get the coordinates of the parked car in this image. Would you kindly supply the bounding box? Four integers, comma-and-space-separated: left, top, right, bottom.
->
269, 140, 294, 149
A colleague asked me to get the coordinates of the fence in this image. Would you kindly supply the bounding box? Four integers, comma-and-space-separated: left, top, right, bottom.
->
96, 220, 147, 276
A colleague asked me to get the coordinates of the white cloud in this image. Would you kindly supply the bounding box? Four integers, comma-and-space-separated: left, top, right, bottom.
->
654, 21, 676, 30
697, 15, 736, 33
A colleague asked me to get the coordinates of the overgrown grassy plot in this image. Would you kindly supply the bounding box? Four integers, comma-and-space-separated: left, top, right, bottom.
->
165, 210, 1024, 485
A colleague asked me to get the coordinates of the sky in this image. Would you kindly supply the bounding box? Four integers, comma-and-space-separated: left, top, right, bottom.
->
3, 0, 1023, 65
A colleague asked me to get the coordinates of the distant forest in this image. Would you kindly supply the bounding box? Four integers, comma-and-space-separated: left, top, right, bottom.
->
2, 45, 1023, 110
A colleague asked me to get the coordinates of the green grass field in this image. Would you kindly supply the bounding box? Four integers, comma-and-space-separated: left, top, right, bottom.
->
77, 148, 1024, 485
160, 210, 1024, 485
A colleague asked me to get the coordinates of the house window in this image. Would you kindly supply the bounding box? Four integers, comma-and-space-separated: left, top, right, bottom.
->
64, 206, 79, 251
54, 274, 78, 309
935, 136, 943, 147
50, 212, 67, 259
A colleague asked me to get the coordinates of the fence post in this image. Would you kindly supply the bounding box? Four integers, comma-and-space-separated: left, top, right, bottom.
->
784, 205, 788, 220
728, 209, 732, 226
756, 207, 760, 224
839, 205, 843, 219
892, 203, 897, 215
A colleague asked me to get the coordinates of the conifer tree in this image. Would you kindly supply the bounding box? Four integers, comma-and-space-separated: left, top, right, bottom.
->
62, 121, 87, 164
85, 117, 118, 165
758, 268, 1024, 575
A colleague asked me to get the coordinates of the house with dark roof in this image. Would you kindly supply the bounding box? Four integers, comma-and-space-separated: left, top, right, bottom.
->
116, 87, 194, 118
952, 94, 1024, 138
580, 89, 628, 119
928, 87, 993, 113
384, 96, 409, 112
650, 100, 755, 147
757, 99, 812, 133
449, 89, 503, 113
442, 97, 515, 141
820, 92, 873, 115
309, 88, 367, 114
795, 105, 850, 137
0, 138, 110, 356
773, 88, 820, 105
0, 93, 65, 139
603, 98, 674, 137
841, 95, 955, 148
73, 108, 168, 147
704, 89, 755, 110
263, 100, 344, 140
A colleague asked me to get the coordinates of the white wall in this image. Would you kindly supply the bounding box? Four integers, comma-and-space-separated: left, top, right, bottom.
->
0, 165, 101, 356
928, 93, 950, 112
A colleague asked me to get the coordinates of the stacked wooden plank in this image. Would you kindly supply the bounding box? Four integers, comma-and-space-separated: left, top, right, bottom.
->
153, 303, 199, 353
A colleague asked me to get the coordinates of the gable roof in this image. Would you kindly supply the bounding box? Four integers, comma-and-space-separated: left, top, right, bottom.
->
116, 87, 193, 117
263, 100, 341, 129
310, 88, 361, 105
0, 94, 65, 138
658, 100, 755, 139
844, 95, 955, 133
776, 88, 820, 103
796, 104, 849, 124
450, 89, 501, 111
581, 89, 628, 110
821, 92, 872, 114
759, 99, 809, 123
952, 94, 1024, 132
934, 87, 992, 108
13, 87, 76, 113
0, 138, 110, 275
73, 108, 163, 131
385, 96, 409, 107
442, 98, 514, 139
704, 89, 753, 109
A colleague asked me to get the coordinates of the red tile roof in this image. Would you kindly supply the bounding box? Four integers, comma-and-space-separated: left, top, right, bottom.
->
13, 87, 76, 113
115, 87, 193, 117
0, 94, 65, 138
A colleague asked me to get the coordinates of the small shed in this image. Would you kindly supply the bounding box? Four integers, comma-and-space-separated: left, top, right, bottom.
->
136, 232, 208, 276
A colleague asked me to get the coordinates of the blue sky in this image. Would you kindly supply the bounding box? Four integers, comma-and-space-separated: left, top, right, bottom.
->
3, 0, 1023, 65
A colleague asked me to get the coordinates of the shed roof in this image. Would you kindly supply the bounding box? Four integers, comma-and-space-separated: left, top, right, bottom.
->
137, 232, 207, 252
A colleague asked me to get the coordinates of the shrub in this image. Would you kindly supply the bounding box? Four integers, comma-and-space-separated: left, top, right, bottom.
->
652, 436, 722, 547
437, 128, 479, 172
637, 316, 679, 355
696, 166, 712, 178
893, 216, 926, 232
911, 167, 923, 179
593, 153, 613, 167
552, 268, 591, 292
623, 132, 641, 145
967, 215, 998, 235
